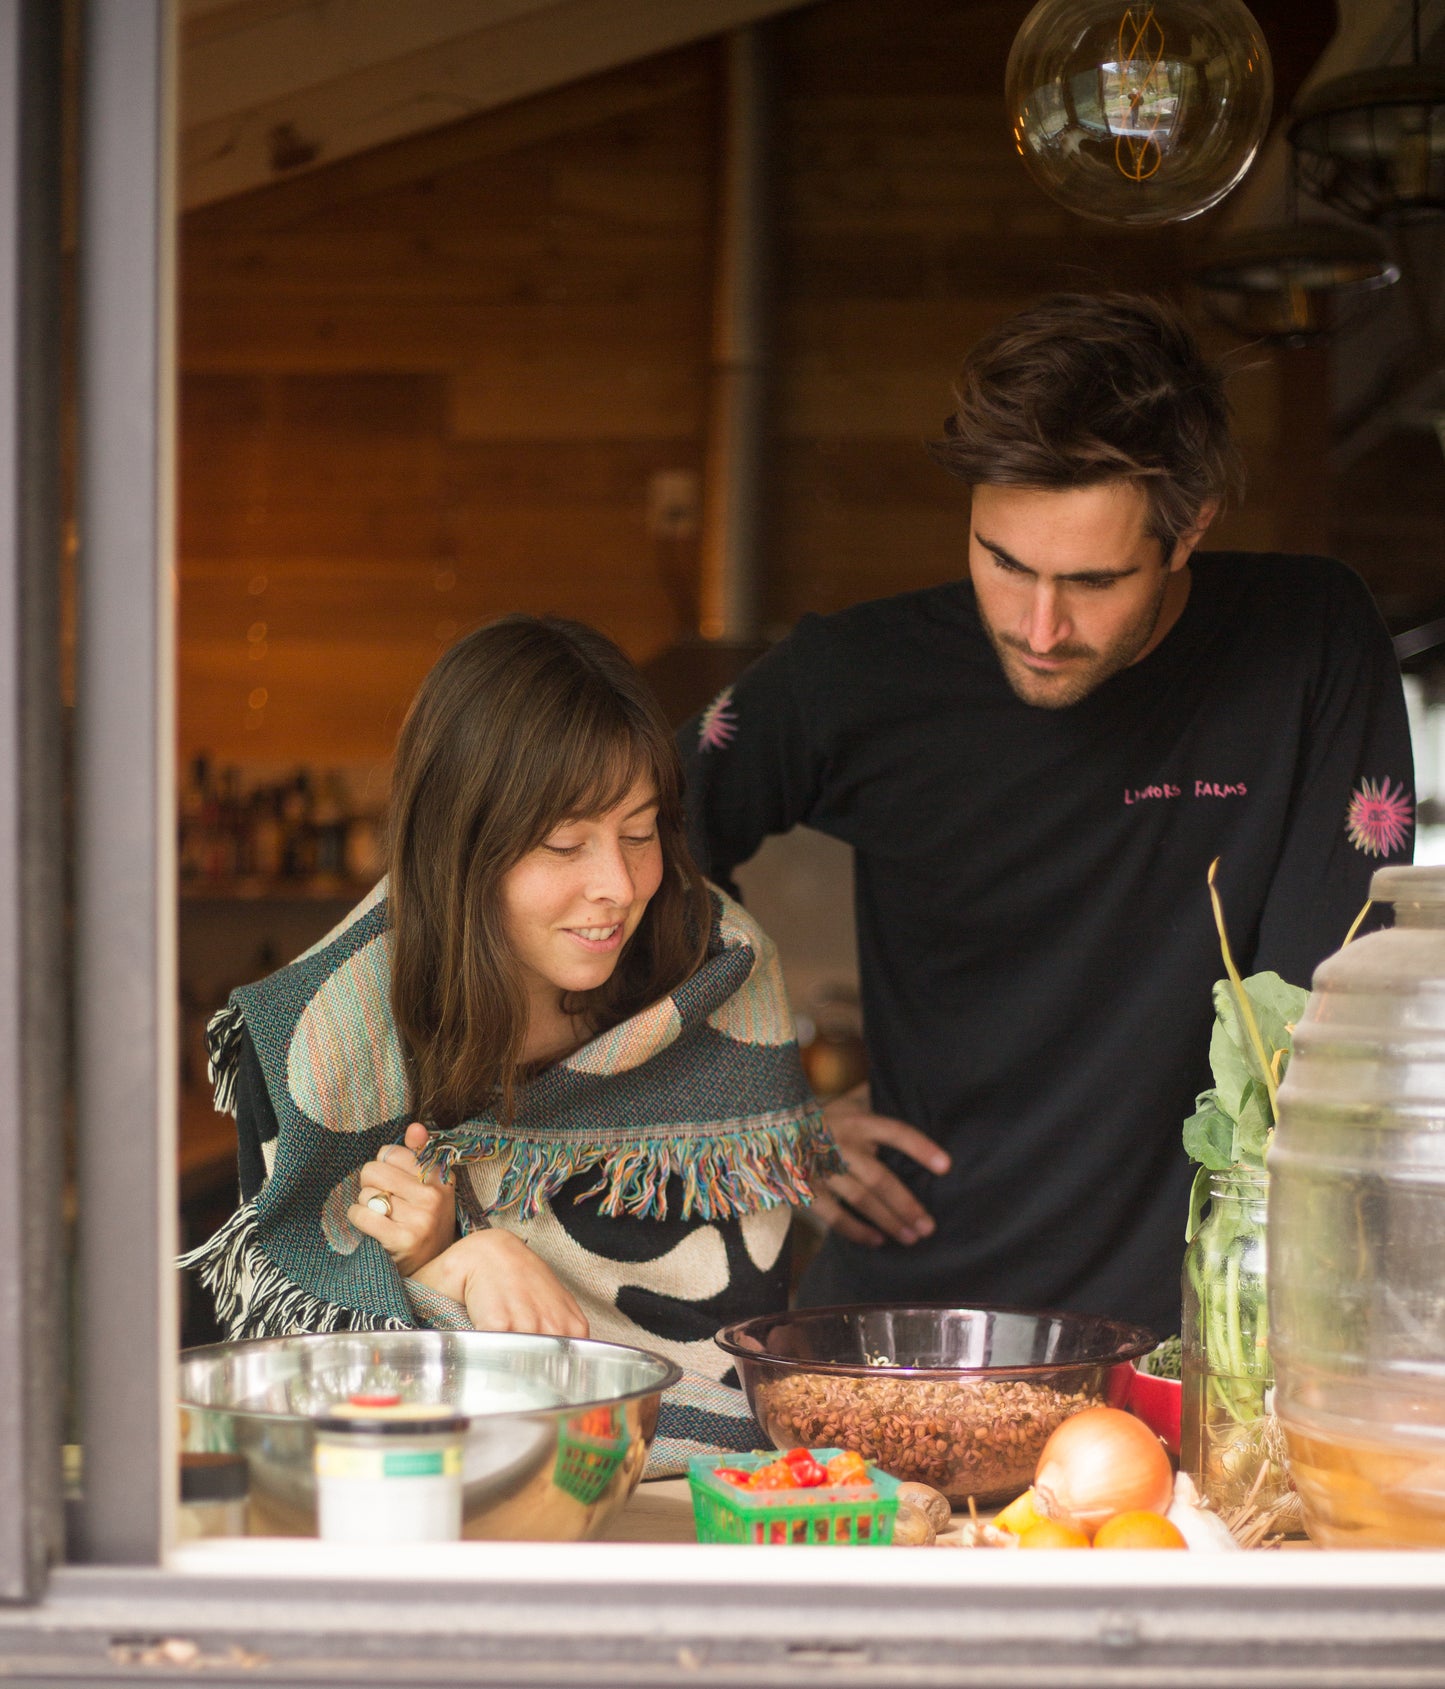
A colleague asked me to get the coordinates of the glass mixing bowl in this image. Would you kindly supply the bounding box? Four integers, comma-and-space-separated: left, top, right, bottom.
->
716, 1304, 1156, 1506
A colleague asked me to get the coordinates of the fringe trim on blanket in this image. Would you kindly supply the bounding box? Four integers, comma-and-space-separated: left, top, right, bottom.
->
205, 1001, 247, 1120
178, 1201, 410, 1341
419, 1111, 843, 1223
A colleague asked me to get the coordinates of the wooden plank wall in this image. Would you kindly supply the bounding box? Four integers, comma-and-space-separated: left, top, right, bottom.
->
180, 46, 719, 766
178, 0, 1343, 768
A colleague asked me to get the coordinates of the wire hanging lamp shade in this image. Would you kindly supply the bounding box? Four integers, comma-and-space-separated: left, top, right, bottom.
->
1190, 222, 1400, 344
1289, 64, 1445, 224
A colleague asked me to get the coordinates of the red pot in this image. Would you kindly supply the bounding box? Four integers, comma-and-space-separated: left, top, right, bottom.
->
1119, 1363, 1182, 1455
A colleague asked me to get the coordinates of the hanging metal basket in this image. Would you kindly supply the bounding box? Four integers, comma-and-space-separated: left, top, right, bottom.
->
1190, 221, 1400, 345
1289, 66, 1445, 225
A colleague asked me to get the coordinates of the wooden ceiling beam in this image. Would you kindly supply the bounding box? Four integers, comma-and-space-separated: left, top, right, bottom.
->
180, 0, 821, 210
183, 48, 711, 235
182, 0, 559, 128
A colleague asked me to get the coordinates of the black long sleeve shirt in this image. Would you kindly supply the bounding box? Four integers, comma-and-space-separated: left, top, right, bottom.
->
679, 553, 1414, 1333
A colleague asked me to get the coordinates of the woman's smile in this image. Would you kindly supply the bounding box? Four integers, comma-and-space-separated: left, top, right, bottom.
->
501, 775, 665, 1028
562, 920, 624, 952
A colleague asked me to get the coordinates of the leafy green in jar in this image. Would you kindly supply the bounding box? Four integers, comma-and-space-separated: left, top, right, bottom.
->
1182, 971, 1308, 1239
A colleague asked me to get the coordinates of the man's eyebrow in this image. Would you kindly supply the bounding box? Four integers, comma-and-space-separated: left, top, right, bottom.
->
975, 532, 1142, 584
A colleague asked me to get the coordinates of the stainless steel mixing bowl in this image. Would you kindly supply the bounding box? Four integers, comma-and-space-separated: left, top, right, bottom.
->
178, 1330, 681, 1540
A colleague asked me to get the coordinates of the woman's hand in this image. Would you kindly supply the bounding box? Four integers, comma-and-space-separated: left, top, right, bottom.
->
411, 1228, 589, 1339
811, 1082, 951, 1248
349, 1121, 457, 1277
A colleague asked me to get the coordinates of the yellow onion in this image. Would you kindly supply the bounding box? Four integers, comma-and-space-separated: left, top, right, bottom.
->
1033, 1406, 1173, 1534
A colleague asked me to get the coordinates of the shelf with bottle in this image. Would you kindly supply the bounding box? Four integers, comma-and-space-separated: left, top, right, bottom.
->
178, 754, 386, 899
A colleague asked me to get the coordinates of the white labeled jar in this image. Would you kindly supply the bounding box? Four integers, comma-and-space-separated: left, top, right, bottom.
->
314, 1400, 468, 1544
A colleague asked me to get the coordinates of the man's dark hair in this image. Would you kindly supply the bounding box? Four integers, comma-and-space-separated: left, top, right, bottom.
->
929, 292, 1245, 554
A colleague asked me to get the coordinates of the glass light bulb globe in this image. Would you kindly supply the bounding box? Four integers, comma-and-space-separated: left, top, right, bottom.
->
1006, 0, 1273, 226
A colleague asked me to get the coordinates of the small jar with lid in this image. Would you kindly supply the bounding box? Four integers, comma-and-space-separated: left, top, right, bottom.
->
314, 1395, 468, 1543
178, 1451, 249, 1539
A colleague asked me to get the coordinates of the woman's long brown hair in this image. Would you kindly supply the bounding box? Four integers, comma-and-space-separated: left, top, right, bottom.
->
387, 615, 711, 1128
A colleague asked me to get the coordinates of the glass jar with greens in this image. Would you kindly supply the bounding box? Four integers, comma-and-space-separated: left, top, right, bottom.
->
1180, 1167, 1290, 1513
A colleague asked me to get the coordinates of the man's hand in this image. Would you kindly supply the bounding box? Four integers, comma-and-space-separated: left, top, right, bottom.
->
411, 1228, 590, 1339
349, 1121, 456, 1278
812, 1082, 951, 1247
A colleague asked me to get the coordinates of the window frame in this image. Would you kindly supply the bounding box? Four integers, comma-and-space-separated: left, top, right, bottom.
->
70, 0, 177, 1568
2, 1, 1444, 1680
0, 0, 65, 1606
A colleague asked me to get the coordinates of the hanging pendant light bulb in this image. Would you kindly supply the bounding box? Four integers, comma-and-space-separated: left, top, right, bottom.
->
1006, 0, 1274, 226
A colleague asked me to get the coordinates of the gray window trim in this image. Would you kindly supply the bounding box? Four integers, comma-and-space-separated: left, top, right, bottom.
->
2, 1554, 1445, 1684
0, 0, 1441, 1677
71, 0, 177, 1567
0, 0, 65, 1606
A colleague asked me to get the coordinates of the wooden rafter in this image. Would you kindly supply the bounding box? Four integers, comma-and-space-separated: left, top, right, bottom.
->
180, 0, 822, 209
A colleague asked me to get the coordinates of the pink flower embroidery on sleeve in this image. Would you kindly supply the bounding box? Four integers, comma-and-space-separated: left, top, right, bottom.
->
1345, 777, 1413, 858
698, 686, 738, 751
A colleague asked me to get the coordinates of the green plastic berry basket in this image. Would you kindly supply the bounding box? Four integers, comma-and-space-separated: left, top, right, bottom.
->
687, 1449, 901, 1545
553, 1422, 630, 1506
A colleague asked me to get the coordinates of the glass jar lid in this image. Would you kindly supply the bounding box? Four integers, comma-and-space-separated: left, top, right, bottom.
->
1370, 866, 1445, 905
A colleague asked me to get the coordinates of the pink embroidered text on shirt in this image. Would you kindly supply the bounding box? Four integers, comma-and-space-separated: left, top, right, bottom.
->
1124, 784, 1181, 805
1123, 780, 1248, 806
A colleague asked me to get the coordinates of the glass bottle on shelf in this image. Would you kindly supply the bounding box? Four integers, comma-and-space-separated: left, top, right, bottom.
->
178, 754, 209, 881
281, 769, 316, 879
216, 765, 245, 878
250, 786, 284, 880
312, 771, 348, 879
1181, 1167, 1296, 1521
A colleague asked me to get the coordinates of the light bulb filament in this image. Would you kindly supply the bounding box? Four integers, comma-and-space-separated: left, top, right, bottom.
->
1114, 6, 1166, 183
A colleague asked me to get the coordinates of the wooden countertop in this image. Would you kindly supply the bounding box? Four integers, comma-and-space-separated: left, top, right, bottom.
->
596, 1478, 1308, 1548
597, 1477, 698, 1542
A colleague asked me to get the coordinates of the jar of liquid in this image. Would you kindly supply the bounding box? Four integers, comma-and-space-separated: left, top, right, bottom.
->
1271, 865, 1445, 1547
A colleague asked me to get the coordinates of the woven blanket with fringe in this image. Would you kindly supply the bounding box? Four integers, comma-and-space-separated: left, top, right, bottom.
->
182, 881, 839, 1476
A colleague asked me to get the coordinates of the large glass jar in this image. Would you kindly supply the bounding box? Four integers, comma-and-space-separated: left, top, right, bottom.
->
1271, 865, 1445, 1547
1181, 1168, 1293, 1517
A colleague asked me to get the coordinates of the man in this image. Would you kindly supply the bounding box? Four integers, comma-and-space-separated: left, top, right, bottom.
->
679, 292, 1414, 1335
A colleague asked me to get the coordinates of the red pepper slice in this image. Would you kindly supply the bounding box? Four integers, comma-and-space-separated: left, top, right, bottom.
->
782, 1446, 828, 1487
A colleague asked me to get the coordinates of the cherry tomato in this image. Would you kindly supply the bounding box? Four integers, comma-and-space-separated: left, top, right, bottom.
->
712, 1467, 753, 1488
825, 1451, 871, 1486
782, 1447, 828, 1487
746, 1460, 798, 1490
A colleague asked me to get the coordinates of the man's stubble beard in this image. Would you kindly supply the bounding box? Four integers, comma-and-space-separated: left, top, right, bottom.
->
982, 572, 1173, 710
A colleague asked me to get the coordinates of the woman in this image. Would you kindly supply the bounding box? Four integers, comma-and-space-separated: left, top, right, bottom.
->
186, 615, 838, 1461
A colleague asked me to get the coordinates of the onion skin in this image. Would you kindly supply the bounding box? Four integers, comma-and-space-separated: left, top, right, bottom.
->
895, 1481, 951, 1532
1032, 1406, 1174, 1534
891, 1504, 937, 1546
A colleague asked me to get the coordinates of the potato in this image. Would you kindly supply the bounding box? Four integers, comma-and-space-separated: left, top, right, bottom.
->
891, 1503, 937, 1546
895, 1481, 951, 1533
